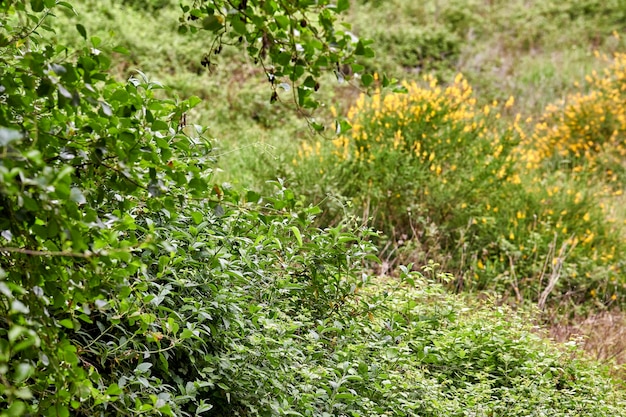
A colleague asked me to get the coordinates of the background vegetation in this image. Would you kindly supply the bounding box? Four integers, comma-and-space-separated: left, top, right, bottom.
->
2, 0, 626, 415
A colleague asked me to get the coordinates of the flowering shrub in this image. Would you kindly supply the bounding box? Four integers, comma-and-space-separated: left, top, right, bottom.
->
297, 74, 517, 242
519, 49, 626, 189
467, 175, 624, 305
295, 71, 626, 306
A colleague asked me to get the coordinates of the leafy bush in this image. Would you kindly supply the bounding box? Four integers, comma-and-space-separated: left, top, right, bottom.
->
369, 26, 461, 73
220, 266, 626, 416
0, 2, 374, 415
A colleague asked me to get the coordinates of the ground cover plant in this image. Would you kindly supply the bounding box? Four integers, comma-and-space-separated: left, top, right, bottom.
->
3, 0, 626, 416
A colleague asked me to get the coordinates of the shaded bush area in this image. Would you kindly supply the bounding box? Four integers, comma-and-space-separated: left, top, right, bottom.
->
0, 3, 373, 414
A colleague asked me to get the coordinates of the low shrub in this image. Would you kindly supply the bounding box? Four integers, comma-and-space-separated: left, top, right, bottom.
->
232, 267, 626, 416
370, 26, 461, 74
296, 74, 516, 241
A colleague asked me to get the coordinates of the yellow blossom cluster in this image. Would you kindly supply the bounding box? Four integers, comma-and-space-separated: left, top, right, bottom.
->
330, 73, 479, 168
519, 53, 626, 176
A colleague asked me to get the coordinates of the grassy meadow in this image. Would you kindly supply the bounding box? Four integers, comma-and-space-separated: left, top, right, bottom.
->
5, 0, 626, 414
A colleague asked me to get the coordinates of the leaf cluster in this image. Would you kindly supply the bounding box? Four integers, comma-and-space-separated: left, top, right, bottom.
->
179, 0, 375, 112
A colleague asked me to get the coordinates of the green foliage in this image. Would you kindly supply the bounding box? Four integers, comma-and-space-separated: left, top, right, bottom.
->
196, 267, 626, 416
0, 1, 373, 414
363, 24, 462, 75
121, 0, 171, 12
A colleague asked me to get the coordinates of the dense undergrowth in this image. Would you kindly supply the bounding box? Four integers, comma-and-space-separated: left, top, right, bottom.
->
2, 0, 626, 416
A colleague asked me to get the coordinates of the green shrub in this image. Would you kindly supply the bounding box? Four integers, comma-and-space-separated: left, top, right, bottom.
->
231, 267, 626, 416
370, 26, 461, 73
0, 3, 375, 414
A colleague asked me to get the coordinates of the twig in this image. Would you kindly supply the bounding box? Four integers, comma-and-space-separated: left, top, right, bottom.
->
538, 235, 577, 310
508, 255, 522, 303
0, 247, 95, 258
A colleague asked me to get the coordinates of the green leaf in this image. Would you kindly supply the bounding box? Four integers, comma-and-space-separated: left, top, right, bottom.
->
275, 15, 289, 29
355, 40, 365, 56
10, 300, 29, 314
14, 387, 33, 400
112, 45, 130, 55
361, 73, 374, 87
290, 226, 303, 247
76, 24, 87, 39
7, 400, 26, 417
105, 383, 122, 396
57, 405, 70, 417
157, 404, 174, 416
310, 122, 325, 132
30, 0, 44, 12
202, 15, 223, 32
135, 362, 152, 373
351, 63, 365, 73
13, 363, 33, 383
246, 190, 261, 203
336, 118, 352, 134
231, 18, 247, 35
59, 319, 74, 329
196, 403, 214, 414
336, 0, 350, 13
57, 2, 77, 13
180, 328, 194, 339
110, 89, 129, 103
187, 95, 202, 108
191, 211, 204, 224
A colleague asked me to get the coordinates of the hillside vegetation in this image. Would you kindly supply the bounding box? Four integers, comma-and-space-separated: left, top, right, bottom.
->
2, 0, 626, 416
